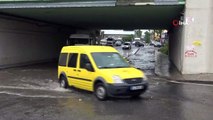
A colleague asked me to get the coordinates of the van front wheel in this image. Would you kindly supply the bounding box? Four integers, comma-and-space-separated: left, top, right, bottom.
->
95, 83, 108, 101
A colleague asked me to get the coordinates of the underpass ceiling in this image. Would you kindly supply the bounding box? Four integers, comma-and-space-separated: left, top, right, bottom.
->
0, 5, 184, 29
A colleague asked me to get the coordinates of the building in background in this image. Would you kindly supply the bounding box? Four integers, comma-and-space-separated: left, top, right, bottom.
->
101, 30, 134, 40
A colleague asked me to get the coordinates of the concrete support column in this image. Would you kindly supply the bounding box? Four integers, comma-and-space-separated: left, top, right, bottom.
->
170, 0, 213, 74
181, 0, 213, 74
207, 1, 213, 73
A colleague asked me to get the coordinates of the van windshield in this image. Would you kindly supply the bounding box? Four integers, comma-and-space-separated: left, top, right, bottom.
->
92, 52, 130, 69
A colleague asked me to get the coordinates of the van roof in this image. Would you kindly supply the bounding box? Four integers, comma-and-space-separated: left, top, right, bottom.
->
61, 46, 118, 53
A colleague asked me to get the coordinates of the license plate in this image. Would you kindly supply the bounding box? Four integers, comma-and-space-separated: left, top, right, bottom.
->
130, 86, 143, 90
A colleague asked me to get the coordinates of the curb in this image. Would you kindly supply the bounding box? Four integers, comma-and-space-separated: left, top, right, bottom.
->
154, 50, 213, 85
175, 80, 213, 85
154, 73, 213, 85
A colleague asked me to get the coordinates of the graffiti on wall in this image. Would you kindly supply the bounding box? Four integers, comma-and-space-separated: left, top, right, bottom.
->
185, 50, 197, 57
185, 44, 197, 57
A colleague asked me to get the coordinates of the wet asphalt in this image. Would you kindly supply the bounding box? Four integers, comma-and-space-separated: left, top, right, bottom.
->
0, 46, 213, 120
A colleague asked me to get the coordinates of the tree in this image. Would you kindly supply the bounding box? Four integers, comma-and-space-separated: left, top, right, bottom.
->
122, 35, 133, 42
144, 31, 151, 43
154, 29, 163, 41
135, 29, 142, 38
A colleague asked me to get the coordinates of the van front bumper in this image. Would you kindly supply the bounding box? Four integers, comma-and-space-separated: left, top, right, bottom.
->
106, 81, 148, 96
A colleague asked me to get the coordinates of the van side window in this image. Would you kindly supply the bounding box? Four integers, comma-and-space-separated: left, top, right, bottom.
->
80, 54, 92, 69
68, 53, 78, 68
59, 53, 68, 66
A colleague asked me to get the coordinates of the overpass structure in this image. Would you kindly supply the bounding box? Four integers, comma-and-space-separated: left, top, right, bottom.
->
0, 0, 212, 74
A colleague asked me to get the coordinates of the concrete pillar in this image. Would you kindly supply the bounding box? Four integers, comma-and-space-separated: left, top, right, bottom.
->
170, 0, 213, 74
181, 0, 213, 74
207, 2, 213, 73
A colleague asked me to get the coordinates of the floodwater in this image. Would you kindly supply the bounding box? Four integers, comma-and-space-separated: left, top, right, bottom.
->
115, 45, 156, 75
0, 45, 213, 120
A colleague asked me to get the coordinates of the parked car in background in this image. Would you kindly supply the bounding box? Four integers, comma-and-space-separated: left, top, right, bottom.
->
115, 41, 122, 46
149, 41, 155, 46
106, 38, 114, 46
100, 39, 107, 46
135, 41, 144, 47
149, 42, 154, 46
122, 42, 131, 50
132, 41, 136, 45
154, 41, 162, 47
67, 34, 92, 45
133, 38, 140, 44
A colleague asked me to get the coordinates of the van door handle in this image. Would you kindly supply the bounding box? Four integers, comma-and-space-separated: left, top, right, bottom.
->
77, 70, 81, 72
73, 69, 76, 71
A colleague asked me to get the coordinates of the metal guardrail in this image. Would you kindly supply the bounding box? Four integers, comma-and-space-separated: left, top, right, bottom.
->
117, 0, 185, 5
117, 0, 184, 2
0, 0, 114, 3
0, 0, 116, 8
0, 0, 184, 3
0, 0, 185, 8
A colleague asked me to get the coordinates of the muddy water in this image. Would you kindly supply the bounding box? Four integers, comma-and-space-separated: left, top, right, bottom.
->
0, 63, 73, 98
0, 46, 158, 98
115, 46, 156, 75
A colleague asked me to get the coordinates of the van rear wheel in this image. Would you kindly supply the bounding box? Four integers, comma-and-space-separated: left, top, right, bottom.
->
60, 76, 68, 89
95, 83, 108, 101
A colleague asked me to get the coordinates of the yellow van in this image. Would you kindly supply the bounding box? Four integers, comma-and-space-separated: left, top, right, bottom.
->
58, 46, 148, 100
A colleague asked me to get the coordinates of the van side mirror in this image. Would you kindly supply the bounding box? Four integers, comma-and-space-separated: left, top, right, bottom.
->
85, 63, 94, 72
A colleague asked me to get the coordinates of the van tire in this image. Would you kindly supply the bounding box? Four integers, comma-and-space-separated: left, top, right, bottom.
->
60, 76, 68, 89
95, 83, 108, 101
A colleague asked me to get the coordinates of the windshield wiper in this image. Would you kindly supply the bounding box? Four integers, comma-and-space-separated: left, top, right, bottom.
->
99, 66, 129, 68
99, 66, 113, 69
114, 66, 129, 68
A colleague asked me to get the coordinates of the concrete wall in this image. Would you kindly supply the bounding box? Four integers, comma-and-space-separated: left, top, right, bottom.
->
181, 0, 213, 74
208, 1, 213, 73
0, 16, 68, 68
169, 0, 213, 74
169, 25, 184, 72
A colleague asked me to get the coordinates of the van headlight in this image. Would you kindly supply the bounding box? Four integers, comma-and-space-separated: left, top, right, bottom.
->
143, 74, 148, 81
112, 75, 123, 83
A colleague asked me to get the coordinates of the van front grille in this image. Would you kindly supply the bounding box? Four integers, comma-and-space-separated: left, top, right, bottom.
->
123, 78, 143, 84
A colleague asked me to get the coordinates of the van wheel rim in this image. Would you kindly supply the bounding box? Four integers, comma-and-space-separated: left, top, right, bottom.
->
96, 86, 106, 99
60, 80, 65, 88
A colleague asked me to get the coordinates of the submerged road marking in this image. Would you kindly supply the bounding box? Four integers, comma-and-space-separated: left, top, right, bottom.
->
169, 81, 213, 87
